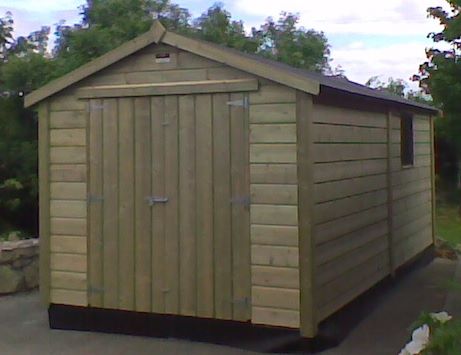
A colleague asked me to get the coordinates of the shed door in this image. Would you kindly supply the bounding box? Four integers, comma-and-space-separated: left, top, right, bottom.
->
87, 93, 250, 321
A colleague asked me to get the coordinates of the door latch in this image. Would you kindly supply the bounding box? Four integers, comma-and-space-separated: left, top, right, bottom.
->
145, 196, 169, 206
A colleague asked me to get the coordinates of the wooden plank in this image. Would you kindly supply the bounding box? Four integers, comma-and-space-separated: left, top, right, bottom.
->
51, 253, 87, 273
430, 117, 436, 244
316, 220, 388, 265
102, 98, 119, 309
249, 85, 296, 104
50, 289, 87, 306
394, 228, 432, 267
393, 190, 432, 215
117, 98, 135, 311
250, 144, 297, 163
296, 91, 316, 337
49, 111, 86, 128
250, 164, 297, 184
38, 102, 51, 304
249, 104, 296, 123
25, 23, 164, 107
318, 256, 389, 320
50, 164, 86, 182
392, 178, 431, 200
50, 218, 86, 236
314, 105, 387, 128
50, 236, 86, 254
51, 271, 87, 291
178, 51, 222, 69
393, 213, 432, 244
251, 266, 299, 289
50, 147, 86, 164
162, 30, 320, 95
48, 95, 86, 111
163, 96, 179, 314
125, 68, 208, 85
392, 166, 431, 186
252, 307, 300, 328
108, 52, 179, 73
50, 129, 86, 146
252, 286, 299, 310
314, 159, 387, 183
313, 124, 386, 143
316, 205, 388, 245
151, 96, 166, 314
178, 95, 197, 317
250, 124, 296, 143
50, 182, 86, 200
251, 205, 298, 226
387, 111, 396, 276
213, 93, 233, 320
394, 202, 432, 229
318, 251, 389, 306
206, 66, 251, 80
315, 174, 387, 203
317, 236, 389, 286
313, 143, 387, 163
50, 200, 86, 218
251, 225, 299, 247
251, 184, 298, 205
230, 92, 251, 321
134, 97, 152, 312
88, 98, 103, 307
195, 94, 214, 318
315, 189, 388, 224
77, 79, 259, 98
251, 245, 298, 268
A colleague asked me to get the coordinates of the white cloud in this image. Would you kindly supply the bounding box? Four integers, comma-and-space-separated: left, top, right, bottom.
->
330, 42, 428, 89
0, 0, 82, 13
234, 0, 447, 35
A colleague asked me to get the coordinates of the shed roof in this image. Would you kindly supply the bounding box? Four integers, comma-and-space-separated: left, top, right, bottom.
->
25, 21, 438, 114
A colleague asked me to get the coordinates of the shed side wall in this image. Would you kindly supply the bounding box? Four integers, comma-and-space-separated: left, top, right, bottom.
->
48, 93, 88, 306
249, 84, 301, 328
390, 113, 433, 267
312, 104, 391, 321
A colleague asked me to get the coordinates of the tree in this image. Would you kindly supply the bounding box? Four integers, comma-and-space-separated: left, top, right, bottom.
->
252, 12, 330, 72
414, 2, 461, 191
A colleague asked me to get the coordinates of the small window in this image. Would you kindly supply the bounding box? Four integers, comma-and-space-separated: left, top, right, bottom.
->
400, 114, 414, 166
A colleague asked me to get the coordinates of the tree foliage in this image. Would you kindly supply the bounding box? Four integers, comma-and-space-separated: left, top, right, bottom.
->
416, 1, 461, 154
0, 1, 331, 236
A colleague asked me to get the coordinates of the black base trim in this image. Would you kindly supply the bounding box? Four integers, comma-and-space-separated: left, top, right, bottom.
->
49, 246, 435, 353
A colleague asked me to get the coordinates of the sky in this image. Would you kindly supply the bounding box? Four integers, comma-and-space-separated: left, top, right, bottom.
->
0, 0, 449, 90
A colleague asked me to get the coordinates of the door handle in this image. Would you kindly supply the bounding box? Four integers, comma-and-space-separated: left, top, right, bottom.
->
146, 196, 169, 206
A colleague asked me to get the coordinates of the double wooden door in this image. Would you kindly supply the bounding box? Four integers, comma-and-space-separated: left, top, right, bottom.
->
87, 93, 250, 321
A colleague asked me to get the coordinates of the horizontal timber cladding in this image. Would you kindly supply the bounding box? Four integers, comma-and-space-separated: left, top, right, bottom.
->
46, 94, 88, 307
390, 113, 433, 268
312, 104, 391, 320
249, 83, 301, 329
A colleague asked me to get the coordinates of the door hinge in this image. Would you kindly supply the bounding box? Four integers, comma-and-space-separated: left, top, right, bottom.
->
226, 97, 249, 109
146, 196, 169, 206
88, 195, 104, 203
230, 196, 251, 207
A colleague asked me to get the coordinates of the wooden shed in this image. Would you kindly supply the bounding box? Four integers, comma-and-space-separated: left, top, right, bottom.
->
25, 21, 438, 341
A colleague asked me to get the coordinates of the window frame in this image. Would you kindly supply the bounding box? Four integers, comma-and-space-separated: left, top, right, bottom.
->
400, 113, 414, 167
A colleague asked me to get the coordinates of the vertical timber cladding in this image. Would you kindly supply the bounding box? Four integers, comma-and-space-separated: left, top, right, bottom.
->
249, 84, 301, 329
390, 113, 433, 268
48, 93, 88, 307
87, 93, 251, 320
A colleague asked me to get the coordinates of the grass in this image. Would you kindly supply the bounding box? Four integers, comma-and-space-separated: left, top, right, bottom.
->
437, 203, 461, 247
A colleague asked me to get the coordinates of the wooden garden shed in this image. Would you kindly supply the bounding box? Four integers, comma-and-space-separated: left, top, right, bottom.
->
25, 21, 438, 341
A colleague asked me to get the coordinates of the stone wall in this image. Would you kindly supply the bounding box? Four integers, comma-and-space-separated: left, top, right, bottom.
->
0, 239, 39, 294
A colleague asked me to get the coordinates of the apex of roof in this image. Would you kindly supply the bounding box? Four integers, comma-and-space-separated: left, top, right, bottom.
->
25, 21, 438, 114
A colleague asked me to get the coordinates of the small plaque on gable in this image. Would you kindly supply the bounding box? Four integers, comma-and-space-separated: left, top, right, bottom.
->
155, 53, 171, 63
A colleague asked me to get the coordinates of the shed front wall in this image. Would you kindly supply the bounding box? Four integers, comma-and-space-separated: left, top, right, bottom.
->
39, 43, 303, 330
